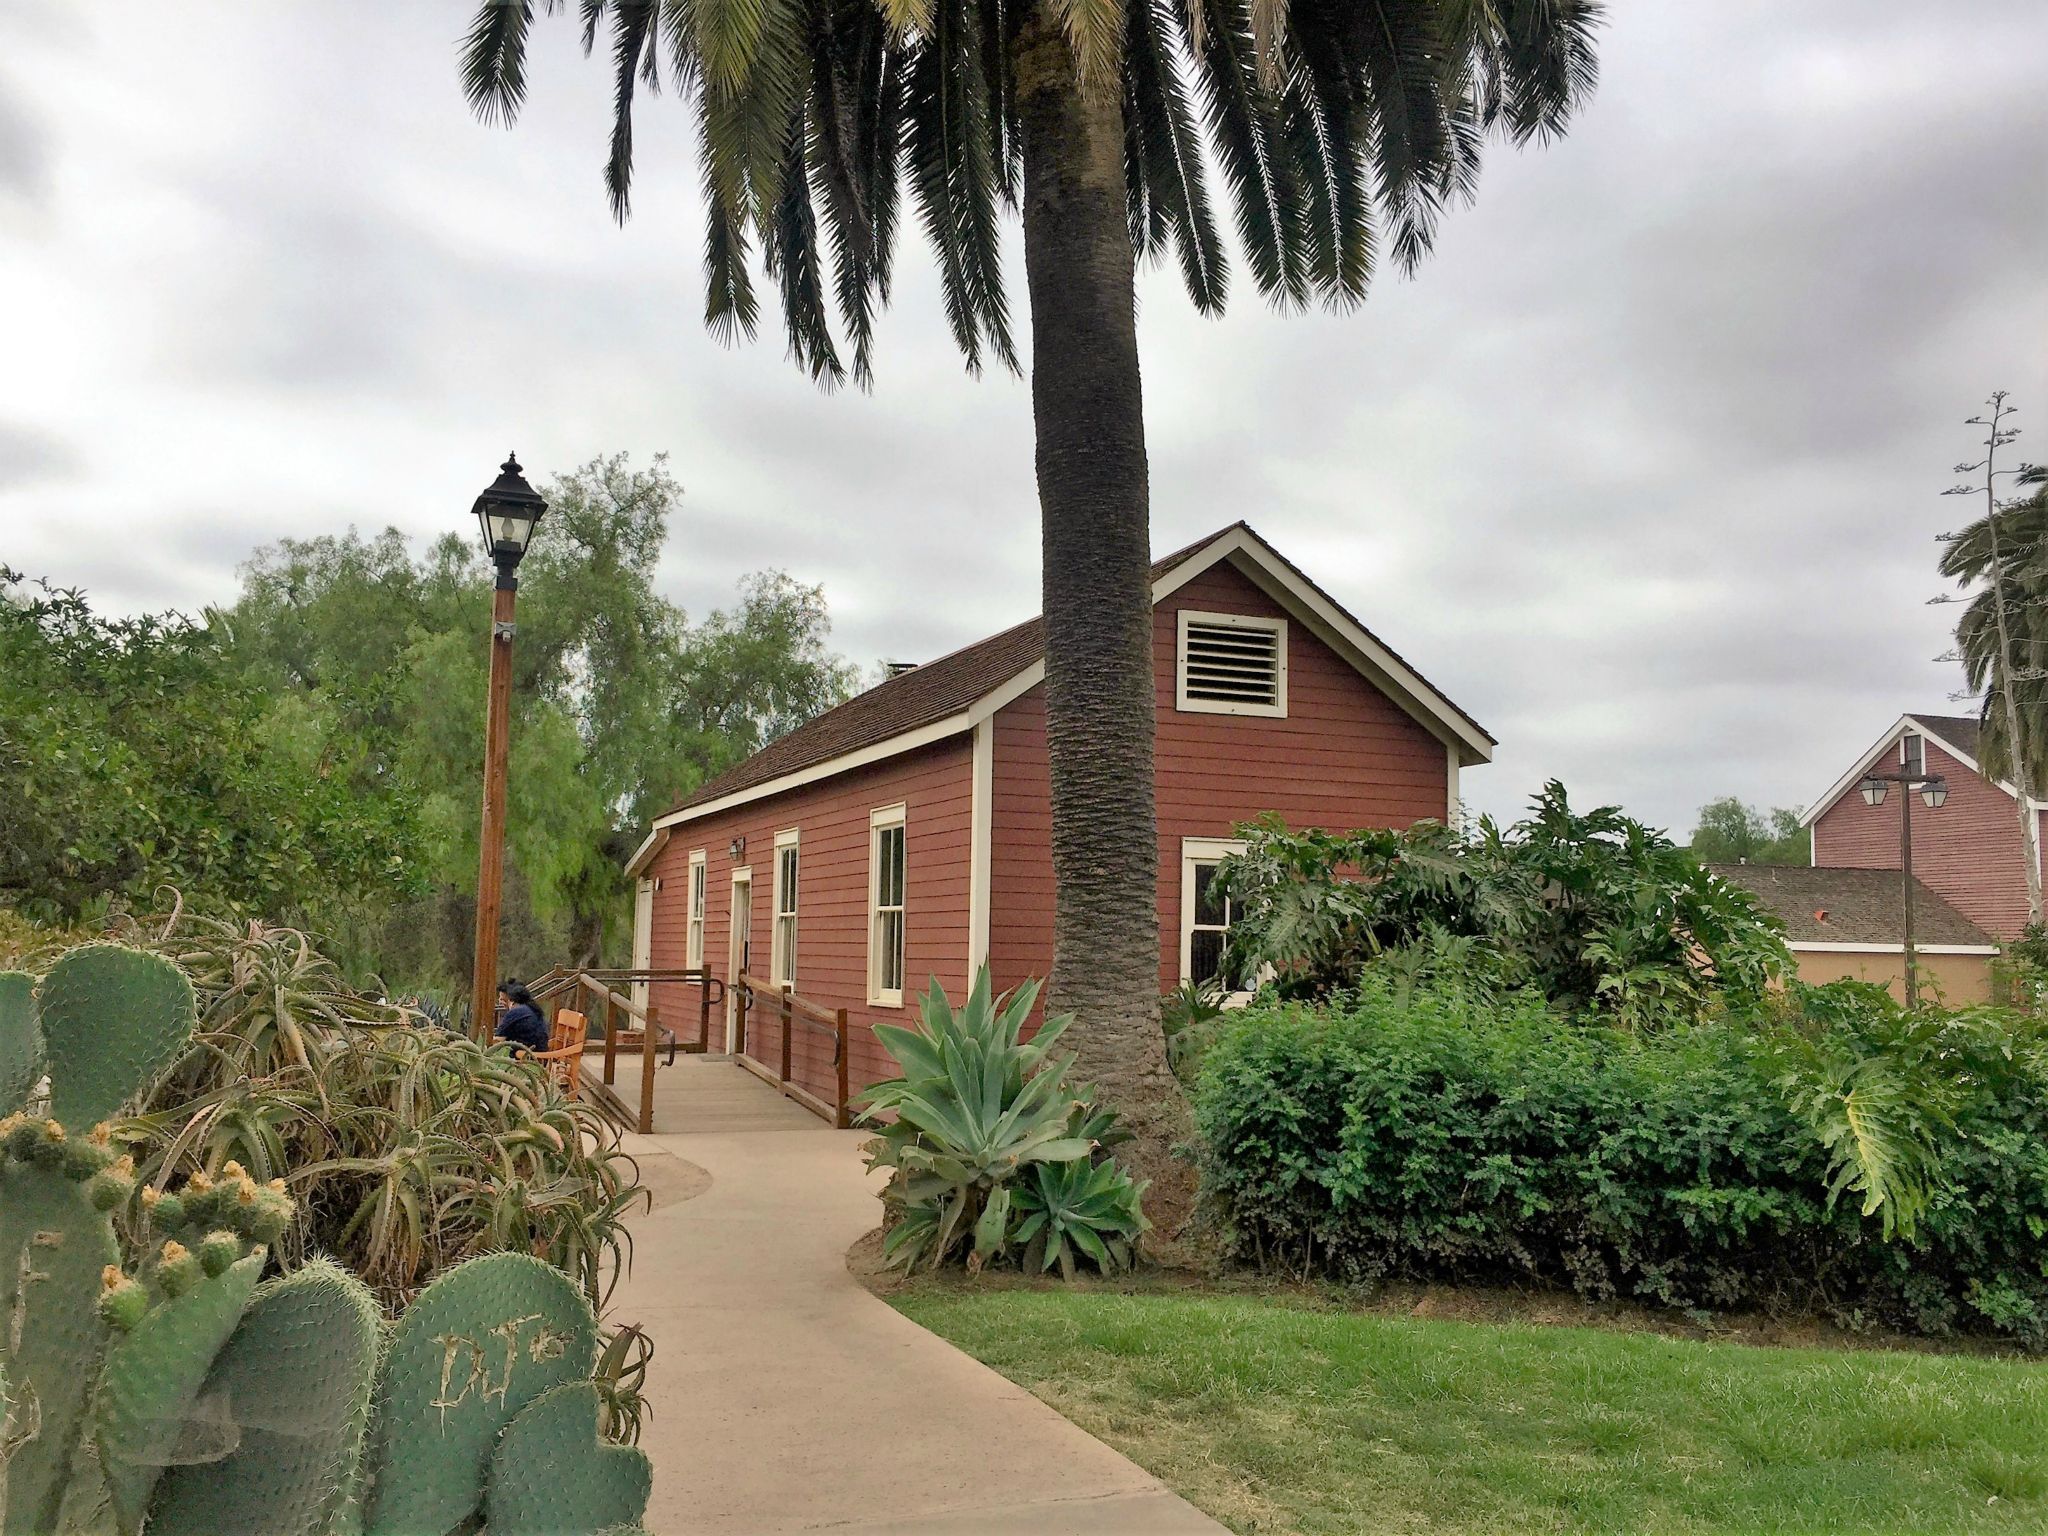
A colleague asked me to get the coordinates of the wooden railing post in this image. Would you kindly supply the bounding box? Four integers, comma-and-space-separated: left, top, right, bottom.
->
697, 966, 712, 1052
600, 977, 618, 1085
736, 982, 748, 1058
639, 1002, 659, 1135
779, 985, 793, 1085
834, 1008, 850, 1130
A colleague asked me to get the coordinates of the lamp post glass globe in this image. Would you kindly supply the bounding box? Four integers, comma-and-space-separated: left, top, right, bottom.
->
472, 453, 548, 571
1860, 778, 1888, 807
1921, 778, 1949, 809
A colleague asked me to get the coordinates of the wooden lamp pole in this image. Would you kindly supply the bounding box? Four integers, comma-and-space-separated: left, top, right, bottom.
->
1859, 769, 1949, 1011
468, 454, 548, 1039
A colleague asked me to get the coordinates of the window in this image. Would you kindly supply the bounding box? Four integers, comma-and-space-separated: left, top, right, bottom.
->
869, 805, 907, 1005
1176, 610, 1288, 717
1180, 837, 1248, 991
1901, 732, 1925, 778
771, 829, 800, 987
685, 850, 708, 969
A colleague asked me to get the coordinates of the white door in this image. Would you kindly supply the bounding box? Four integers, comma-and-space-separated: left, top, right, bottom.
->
727, 870, 752, 1053
630, 878, 654, 1013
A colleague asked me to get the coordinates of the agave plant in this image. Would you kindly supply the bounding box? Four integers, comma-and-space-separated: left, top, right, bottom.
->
1013, 1156, 1147, 1278
860, 968, 1146, 1274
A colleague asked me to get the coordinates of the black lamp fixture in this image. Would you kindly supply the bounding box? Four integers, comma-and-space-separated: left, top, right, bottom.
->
1920, 777, 1949, 809
472, 453, 548, 586
1860, 776, 1887, 807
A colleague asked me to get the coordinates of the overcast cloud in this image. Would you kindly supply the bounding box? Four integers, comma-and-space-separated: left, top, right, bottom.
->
2, 0, 2044, 831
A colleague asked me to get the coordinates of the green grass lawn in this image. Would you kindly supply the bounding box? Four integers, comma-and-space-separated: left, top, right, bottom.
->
892, 1289, 2048, 1535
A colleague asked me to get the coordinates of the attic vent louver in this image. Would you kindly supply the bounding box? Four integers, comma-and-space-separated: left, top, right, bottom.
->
1176, 611, 1288, 717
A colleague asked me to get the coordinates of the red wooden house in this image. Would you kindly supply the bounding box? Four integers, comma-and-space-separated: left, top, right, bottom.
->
1802, 712, 2044, 941
624, 523, 1492, 1109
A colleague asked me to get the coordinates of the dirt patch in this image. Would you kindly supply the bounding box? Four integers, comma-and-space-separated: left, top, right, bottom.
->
632, 1146, 713, 1211
858, 1249, 2032, 1359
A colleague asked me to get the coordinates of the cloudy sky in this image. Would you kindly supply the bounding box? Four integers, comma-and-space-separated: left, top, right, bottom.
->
3, 1, 2044, 831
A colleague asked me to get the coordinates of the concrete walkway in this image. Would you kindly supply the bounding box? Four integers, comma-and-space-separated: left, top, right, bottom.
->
611, 1057, 1226, 1536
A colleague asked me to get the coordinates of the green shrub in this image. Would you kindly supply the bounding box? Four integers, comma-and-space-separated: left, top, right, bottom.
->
1192, 976, 2048, 1344
1212, 783, 1790, 1024
861, 969, 1146, 1276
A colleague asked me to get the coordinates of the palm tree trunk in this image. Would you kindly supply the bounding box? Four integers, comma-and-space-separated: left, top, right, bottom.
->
1013, 9, 1193, 1228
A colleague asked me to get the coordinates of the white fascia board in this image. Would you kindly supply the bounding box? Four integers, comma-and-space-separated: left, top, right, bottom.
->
649, 711, 975, 832
1791, 940, 2000, 956
623, 826, 669, 877
1801, 715, 1917, 827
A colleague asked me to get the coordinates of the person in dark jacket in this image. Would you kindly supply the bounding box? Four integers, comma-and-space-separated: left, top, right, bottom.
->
494, 981, 552, 1054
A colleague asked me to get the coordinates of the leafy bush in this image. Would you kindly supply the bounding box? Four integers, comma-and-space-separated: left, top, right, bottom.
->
1192, 975, 2048, 1344
1213, 783, 1790, 1024
861, 970, 1147, 1277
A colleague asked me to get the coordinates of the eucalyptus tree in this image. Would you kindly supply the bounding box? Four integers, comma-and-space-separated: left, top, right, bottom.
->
460, 0, 1603, 1203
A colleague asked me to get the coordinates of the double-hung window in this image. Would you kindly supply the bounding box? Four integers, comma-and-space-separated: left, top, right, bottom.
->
771, 830, 800, 987
1901, 732, 1925, 778
685, 850, 708, 970
869, 805, 907, 1006
1180, 837, 1249, 993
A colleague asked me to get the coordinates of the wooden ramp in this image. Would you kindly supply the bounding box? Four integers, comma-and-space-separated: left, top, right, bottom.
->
585, 1053, 828, 1137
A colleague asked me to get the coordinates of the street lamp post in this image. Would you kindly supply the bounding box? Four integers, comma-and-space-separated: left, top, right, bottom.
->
1858, 769, 1949, 1010
469, 454, 548, 1039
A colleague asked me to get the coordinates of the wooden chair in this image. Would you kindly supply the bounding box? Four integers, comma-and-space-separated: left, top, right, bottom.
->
523, 1008, 588, 1099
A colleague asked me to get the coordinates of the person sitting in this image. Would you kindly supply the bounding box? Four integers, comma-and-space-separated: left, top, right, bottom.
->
494, 981, 551, 1054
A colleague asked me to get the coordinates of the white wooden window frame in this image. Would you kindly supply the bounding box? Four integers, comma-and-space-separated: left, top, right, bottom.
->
1180, 836, 1250, 1000
868, 804, 908, 1007
1175, 610, 1289, 718
771, 828, 800, 988
684, 850, 708, 970
1900, 732, 1925, 778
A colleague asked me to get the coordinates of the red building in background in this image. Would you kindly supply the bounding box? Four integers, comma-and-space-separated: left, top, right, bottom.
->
1802, 712, 2044, 941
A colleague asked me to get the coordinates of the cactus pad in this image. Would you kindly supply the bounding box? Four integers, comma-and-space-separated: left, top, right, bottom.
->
147, 1260, 382, 1536
0, 1163, 120, 1536
37, 945, 195, 1126
485, 1383, 652, 1536
0, 971, 36, 1116
94, 1249, 264, 1534
360, 1253, 598, 1536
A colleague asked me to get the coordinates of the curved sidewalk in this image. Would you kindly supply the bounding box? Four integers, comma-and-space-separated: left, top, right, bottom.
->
614, 1059, 1225, 1535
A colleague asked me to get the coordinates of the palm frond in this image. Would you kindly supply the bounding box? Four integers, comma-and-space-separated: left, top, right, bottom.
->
461, 0, 559, 126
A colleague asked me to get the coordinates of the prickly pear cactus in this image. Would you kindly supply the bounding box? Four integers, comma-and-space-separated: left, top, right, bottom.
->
147, 1260, 382, 1536
0, 1124, 127, 1536
485, 1383, 652, 1536
359, 1253, 599, 1536
37, 945, 195, 1127
0, 972, 35, 1116
94, 1248, 267, 1534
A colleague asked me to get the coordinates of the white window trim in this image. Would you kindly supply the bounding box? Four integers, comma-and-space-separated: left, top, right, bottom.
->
684, 849, 708, 970
868, 803, 908, 1007
1900, 731, 1925, 777
1175, 609, 1288, 717
771, 828, 800, 988
1180, 836, 1250, 999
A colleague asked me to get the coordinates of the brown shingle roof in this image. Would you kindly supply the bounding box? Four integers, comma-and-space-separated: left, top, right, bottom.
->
1910, 712, 1982, 762
1707, 864, 1994, 947
661, 521, 1490, 819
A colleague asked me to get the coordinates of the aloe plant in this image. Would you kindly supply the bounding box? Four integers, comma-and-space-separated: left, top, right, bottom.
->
860, 968, 1147, 1274
0, 939, 654, 1536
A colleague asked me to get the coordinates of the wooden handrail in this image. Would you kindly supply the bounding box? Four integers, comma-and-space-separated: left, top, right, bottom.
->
730, 972, 853, 1130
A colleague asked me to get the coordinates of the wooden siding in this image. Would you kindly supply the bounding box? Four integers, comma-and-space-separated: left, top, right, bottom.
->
988, 557, 1453, 999
644, 737, 974, 1106
1812, 731, 2041, 941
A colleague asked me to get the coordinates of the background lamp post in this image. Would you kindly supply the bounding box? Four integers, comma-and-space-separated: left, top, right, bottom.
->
1857, 769, 1948, 1009
469, 453, 547, 1039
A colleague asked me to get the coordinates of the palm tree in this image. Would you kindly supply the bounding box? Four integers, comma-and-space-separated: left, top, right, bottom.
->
1945, 461, 2048, 928
459, 0, 1602, 1212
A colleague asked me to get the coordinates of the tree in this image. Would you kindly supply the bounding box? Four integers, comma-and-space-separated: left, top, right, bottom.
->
0, 571, 421, 925
223, 454, 857, 988
1687, 797, 1809, 866
459, 0, 1603, 1207
1939, 395, 2044, 928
